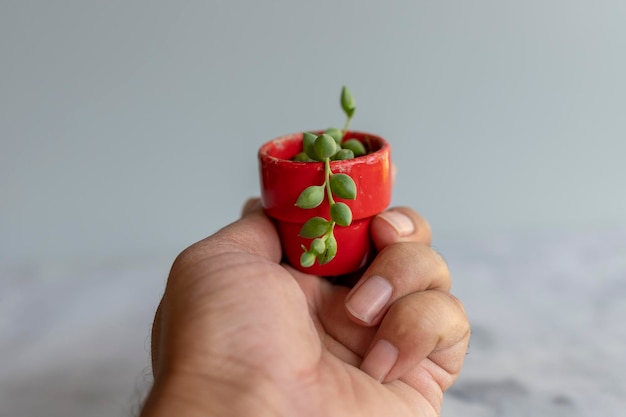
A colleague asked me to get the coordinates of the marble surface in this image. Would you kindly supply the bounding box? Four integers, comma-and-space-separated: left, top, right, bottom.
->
1, 230, 624, 416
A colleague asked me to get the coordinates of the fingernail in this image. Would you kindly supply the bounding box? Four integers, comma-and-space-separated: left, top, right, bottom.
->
346, 275, 393, 323
378, 211, 415, 236
360, 339, 398, 382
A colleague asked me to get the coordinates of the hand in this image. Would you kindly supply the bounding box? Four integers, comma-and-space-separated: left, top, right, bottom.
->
141, 199, 470, 417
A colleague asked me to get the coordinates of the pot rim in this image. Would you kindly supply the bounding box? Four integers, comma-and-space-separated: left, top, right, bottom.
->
258, 130, 390, 167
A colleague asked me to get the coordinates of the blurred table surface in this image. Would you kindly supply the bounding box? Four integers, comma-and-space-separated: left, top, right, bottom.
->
1, 230, 624, 417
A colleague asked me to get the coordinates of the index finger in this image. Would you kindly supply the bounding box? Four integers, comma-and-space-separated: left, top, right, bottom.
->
172, 198, 282, 274
371, 207, 432, 250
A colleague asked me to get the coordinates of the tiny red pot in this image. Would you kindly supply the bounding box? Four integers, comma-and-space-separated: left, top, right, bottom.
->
258, 131, 393, 276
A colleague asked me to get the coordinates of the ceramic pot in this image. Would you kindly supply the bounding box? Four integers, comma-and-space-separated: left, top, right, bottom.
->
258, 131, 392, 276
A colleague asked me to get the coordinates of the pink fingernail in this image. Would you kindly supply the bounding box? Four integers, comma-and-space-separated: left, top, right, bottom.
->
378, 211, 415, 236
346, 275, 393, 324
360, 339, 399, 382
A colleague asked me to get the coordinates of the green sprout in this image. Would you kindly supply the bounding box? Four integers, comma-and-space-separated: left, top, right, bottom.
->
294, 86, 367, 267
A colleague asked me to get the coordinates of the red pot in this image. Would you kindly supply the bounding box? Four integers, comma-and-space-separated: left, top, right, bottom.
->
258, 131, 393, 276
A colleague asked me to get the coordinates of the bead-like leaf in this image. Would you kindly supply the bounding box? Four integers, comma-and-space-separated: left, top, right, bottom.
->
329, 173, 357, 200
299, 217, 330, 238
325, 127, 343, 144
317, 235, 337, 265
310, 238, 326, 255
314, 133, 338, 160
330, 202, 352, 226
331, 149, 354, 160
303, 132, 321, 161
341, 86, 356, 118
341, 139, 366, 157
293, 152, 314, 162
300, 251, 316, 268
295, 185, 324, 209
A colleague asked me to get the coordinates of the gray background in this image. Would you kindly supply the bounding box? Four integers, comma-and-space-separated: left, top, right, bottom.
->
2, 2, 626, 416
2, 0, 625, 264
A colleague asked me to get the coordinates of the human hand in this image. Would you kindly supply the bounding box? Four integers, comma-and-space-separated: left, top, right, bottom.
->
141, 199, 470, 417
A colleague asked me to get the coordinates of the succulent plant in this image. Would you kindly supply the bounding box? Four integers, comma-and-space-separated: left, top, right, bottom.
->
295, 86, 368, 268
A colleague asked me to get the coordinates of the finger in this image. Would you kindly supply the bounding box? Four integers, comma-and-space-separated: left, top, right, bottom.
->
241, 197, 262, 217
360, 290, 470, 387
302, 276, 377, 365
345, 242, 450, 325
371, 207, 432, 251
150, 299, 164, 376
172, 198, 282, 274
314, 243, 450, 362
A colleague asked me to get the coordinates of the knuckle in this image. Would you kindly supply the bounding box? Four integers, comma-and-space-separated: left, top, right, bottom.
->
415, 214, 432, 244
418, 246, 451, 289
440, 292, 471, 340
445, 292, 467, 314
171, 243, 199, 273
374, 243, 451, 290
169, 239, 213, 282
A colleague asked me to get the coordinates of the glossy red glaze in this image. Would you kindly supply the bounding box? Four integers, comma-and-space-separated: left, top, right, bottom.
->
258, 131, 392, 276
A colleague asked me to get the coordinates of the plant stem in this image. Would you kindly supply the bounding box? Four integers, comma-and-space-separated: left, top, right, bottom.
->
342, 116, 352, 140
322, 221, 335, 240
321, 158, 337, 255
325, 221, 335, 243
324, 158, 336, 206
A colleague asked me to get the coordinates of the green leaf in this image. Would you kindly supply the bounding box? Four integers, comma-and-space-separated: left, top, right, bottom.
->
341, 139, 366, 157
303, 132, 321, 161
331, 149, 354, 160
341, 86, 356, 118
314, 133, 337, 160
300, 251, 316, 268
329, 173, 357, 200
325, 127, 343, 144
295, 185, 324, 209
293, 152, 314, 162
317, 235, 337, 265
299, 217, 330, 238
310, 238, 326, 255
330, 202, 352, 226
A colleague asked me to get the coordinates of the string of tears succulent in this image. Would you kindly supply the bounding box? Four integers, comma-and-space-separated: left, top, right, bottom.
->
294, 86, 368, 268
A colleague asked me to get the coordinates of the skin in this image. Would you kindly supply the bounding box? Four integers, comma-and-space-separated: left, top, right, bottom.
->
141, 200, 470, 417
